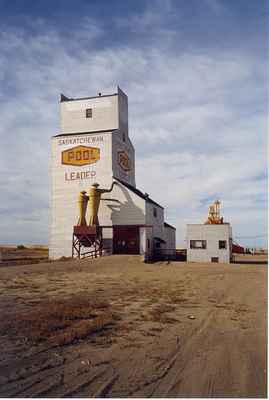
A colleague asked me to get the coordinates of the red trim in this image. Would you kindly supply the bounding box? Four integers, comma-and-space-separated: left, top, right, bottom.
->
101, 224, 153, 228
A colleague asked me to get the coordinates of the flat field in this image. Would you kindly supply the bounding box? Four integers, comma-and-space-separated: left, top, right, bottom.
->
0, 255, 267, 397
0, 246, 48, 267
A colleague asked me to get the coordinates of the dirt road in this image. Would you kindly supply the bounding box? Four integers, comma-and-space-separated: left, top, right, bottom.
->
0, 255, 267, 397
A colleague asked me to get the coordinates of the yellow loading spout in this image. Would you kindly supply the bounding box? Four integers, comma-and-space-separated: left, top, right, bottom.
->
205, 200, 224, 224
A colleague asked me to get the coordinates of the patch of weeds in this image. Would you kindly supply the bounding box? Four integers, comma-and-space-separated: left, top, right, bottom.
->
150, 326, 163, 333
146, 303, 178, 324
167, 296, 189, 304
0, 296, 120, 346
142, 297, 160, 307
6, 277, 29, 289
234, 306, 249, 313
122, 342, 142, 349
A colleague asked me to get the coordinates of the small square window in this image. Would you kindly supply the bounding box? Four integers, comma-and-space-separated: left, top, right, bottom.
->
219, 240, 227, 249
86, 108, 92, 118
153, 208, 157, 218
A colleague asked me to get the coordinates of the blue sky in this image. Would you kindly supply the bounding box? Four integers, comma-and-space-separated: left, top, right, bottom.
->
0, 0, 267, 247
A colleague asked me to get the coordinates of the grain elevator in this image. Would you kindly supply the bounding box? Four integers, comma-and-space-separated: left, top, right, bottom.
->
49, 87, 175, 260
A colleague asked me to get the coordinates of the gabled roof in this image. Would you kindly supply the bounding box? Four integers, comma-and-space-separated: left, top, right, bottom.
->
114, 177, 164, 209
164, 222, 176, 230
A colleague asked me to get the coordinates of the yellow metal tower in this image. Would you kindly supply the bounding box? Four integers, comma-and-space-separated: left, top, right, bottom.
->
205, 200, 224, 224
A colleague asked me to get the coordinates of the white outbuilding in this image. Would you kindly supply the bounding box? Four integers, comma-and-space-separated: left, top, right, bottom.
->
49, 87, 175, 260
186, 201, 233, 263
187, 224, 232, 263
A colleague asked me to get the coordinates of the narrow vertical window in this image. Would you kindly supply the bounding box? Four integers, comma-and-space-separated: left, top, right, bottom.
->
219, 240, 227, 249
86, 108, 92, 118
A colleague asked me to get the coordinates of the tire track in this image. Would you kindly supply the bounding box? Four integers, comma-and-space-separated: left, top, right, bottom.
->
147, 283, 240, 397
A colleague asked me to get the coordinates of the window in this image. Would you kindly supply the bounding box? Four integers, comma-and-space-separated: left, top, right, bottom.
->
211, 257, 219, 263
153, 208, 157, 218
219, 240, 227, 249
86, 108, 92, 118
147, 239, 150, 249
155, 242, 161, 248
122, 132, 126, 142
190, 240, 207, 249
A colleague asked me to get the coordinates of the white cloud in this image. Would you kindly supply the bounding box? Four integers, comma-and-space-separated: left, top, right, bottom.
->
0, 14, 267, 247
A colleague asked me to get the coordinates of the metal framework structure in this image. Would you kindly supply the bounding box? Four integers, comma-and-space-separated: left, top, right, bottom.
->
205, 200, 224, 225
72, 224, 155, 259
72, 225, 103, 259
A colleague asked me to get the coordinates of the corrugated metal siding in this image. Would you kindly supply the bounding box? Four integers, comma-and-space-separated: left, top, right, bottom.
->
145, 202, 164, 245
163, 226, 176, 250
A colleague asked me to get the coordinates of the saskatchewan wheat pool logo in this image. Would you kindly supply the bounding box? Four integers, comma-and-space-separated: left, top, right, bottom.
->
118, 151, 131, 171
61, 145, 100, 166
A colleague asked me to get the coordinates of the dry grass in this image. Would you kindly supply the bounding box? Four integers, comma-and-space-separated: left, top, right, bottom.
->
0, 247, 49, 266
0, 296, 120, 346
146, 303, 178, 324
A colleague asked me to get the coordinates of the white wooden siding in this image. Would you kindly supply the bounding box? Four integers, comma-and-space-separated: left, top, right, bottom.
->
60, 95, 119, 134
112, 132, 136, 186
50, 88, 176, 260
50, 132, 146, 259
50, 133, 113, 259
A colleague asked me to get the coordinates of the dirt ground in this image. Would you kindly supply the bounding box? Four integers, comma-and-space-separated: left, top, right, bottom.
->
0, 254, 267, 397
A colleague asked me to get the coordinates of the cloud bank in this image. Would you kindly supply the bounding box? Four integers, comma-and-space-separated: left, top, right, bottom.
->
0, 1, 267, 247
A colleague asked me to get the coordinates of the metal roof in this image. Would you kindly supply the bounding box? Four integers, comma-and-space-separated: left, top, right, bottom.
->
164, 222, 176, 230
60, 93, 118, 102
53, 129, 117, 138
114, 177, 164, 209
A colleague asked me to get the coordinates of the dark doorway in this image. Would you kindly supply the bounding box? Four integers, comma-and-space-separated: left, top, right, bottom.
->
113, 226, 140, 255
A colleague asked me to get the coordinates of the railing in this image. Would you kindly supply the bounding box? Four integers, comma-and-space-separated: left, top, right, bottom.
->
80, 247, 112, 259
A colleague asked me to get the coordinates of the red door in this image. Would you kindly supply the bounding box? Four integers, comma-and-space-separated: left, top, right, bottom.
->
113, 226, 140, 254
